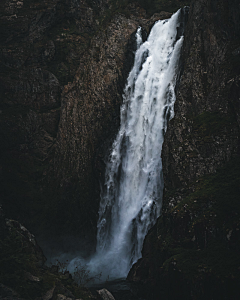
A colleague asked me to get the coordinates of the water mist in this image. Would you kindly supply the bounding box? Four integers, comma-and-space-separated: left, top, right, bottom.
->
69, 8, 186, 282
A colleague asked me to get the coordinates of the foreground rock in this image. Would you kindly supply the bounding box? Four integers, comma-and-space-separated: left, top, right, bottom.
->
0, 283, 24, 300
0, 210, 95, 300
97, 289, 115, 300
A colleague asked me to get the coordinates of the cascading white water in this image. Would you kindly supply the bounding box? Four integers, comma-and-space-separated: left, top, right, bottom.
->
85, 9, 185, 281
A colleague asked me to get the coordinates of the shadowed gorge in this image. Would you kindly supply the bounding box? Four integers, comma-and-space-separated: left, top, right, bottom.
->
128, 0, 240, 299
0, 0, 240, 299
0, 0, 185, 248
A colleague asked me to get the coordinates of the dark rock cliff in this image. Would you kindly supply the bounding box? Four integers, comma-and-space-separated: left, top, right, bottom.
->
0, 0, 174, 253
48, 8, 172, 248
1, 0, 239, 299
0, 207, 96, 300
128, 0, 240, 299
0, 0, 103, 248
0, 2, 192, 298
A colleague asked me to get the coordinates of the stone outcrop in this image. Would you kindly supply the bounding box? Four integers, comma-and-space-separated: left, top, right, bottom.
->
128, 0, 240, 299
0, 210, 95, 299
97, 289, 115, 300
0, 283, 25, 300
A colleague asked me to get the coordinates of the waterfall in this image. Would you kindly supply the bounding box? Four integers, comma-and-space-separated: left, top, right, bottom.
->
86, 8, 186, 280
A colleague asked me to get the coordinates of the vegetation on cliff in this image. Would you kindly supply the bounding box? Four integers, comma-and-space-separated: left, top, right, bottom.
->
128, 0, 240, 299
129, 158, 240, 299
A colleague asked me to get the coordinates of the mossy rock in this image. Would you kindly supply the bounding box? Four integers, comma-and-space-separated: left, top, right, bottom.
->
155, 157, 240, 298
0, 220, 94, 300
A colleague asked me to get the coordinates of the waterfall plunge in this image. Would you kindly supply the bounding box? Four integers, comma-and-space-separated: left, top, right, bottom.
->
75, 9, 185, 281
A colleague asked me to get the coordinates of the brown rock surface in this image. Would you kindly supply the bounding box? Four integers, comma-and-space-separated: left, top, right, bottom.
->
50, 9, 174, 245
128, 0, 240, 299
0, 0, 172, 249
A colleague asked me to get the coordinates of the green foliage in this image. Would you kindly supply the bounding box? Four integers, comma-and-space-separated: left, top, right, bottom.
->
163, 241, 240, 278
192, 111, 234, 137
73, 263, 102, 287
50, 259, 102, 287
158, 157, 240, 282
174, 157, 240, 229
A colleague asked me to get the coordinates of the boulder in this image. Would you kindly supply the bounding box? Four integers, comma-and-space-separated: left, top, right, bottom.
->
97, 289, 115, 300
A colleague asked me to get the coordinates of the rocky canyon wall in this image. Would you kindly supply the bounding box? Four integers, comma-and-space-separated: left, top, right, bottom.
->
128, 0, 240, 299
0, 0, 111, 249
0, 1, 194, 298
2, 0, 239, 298
0, 0, 177, 250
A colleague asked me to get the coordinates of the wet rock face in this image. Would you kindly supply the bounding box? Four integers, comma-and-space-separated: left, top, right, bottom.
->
50, 9, 172, 245
49, 8, 172, 243
128, 0, 240, 299
162, 0, 240, 190
51, 13, 141, 242
0, 0, 172, 248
